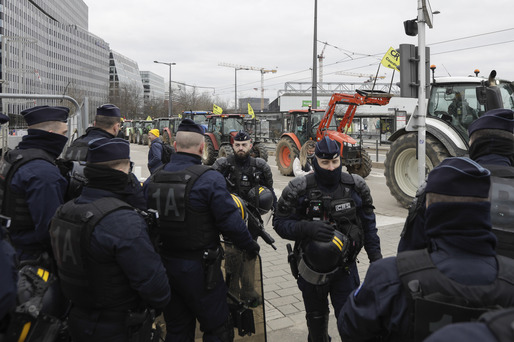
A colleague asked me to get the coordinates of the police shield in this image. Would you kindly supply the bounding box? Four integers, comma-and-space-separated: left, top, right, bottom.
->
223, 241, 267, 341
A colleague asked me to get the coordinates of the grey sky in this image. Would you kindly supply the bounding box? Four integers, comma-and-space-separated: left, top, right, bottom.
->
85, 0, 514, 106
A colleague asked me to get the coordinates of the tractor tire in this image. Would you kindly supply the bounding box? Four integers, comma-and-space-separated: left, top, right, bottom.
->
275, 137, 299, 176
129, 132, 134, 144
346, 149, 372, 178
251, 144, 268, 162
202, 137, 217, 165
142, 134, 149, 146
384, 133, 450, 208
136, 132, 142, 145
218, 144, 234, 159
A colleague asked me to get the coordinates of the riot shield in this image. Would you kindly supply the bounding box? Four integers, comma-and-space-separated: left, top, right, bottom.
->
194, 241, 267, 341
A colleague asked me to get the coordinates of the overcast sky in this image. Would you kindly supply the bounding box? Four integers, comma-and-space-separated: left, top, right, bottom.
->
85, 0, 514, 107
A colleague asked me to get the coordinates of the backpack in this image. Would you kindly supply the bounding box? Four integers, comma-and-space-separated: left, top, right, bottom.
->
160, 142, 175, 164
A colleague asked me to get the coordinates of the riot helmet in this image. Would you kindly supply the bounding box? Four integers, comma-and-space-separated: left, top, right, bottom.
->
302, 229, 349, 273
247, 186, 274, 214
231, 193, 248, 222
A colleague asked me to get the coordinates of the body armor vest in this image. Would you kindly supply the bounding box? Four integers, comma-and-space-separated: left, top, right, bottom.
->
49, 197, 139, 310
301, 173, 364, 263
397, 249, 514, 342
0, 149, 55, 234
62, 136, 89, 162
147, 164, 218, 255
225, 155, 260, 199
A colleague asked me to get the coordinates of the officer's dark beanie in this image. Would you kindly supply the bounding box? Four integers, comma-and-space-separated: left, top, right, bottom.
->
468, 108, 514, 136
425, 157, 491, 198
96, 104, 121, 117
21, 106, 69, 126
315, 137, 340, 159
177, 118, 204, 135
87, 138, 130, 163
234, 130, 251, 141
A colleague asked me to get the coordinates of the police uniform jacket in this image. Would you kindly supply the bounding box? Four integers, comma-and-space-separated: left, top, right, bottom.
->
73, 187, 170, 310
339, 202, 514, 342
273, 172, 381, 262
213, 154, 275, 202
145, 152, 255, 251
147, 137, 163, 174
8, 131, 68, 254
63, 127, 114, 162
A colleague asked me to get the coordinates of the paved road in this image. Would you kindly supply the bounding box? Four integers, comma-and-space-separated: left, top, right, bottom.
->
128, 142, 407, 341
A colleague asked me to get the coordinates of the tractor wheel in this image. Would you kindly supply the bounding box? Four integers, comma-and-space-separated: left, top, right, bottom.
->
218, 145, 234, 159
202, 137, 217, 165
346, 149, 372, 178
129, 132, 134, 144
251, 144, 268, 162
142, 134, 149, 146
275, 137, 299, 176
384, 133, 450, 208
136, 132, 142, 145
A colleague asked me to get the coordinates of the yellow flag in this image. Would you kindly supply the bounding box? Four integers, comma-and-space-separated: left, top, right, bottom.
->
247, 103, 255, 119
178, 113, 182, 118
213, 104, 223, 115
381, 47, 400, 72
146, 115, 152, 121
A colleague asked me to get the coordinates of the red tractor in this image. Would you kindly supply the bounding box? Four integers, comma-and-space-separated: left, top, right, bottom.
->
276, 89, 391, 177
202, 114, 268, 165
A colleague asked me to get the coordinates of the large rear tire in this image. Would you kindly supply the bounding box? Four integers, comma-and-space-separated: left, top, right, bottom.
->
142, 133, 149, 146
275, 138, 299, 176
346, 149, 372, 178
251, 144, 268, 162
384, 133, 450, 208
202, 137, 217, 165
218, 144, 234, 159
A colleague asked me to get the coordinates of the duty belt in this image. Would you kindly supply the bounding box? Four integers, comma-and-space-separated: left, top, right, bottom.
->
298, 257, 339, 286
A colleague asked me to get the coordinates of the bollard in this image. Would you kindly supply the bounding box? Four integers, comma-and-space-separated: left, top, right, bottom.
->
376, 140, 379, 162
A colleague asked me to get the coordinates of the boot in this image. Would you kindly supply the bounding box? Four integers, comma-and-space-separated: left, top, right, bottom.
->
306, 311, 330, 342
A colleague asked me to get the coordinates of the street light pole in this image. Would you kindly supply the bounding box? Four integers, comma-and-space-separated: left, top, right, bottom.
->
154, 60, 176, 117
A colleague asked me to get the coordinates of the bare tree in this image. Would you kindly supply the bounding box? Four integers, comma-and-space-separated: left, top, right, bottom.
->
173, 87, 230, 114
108, 81, 144, 119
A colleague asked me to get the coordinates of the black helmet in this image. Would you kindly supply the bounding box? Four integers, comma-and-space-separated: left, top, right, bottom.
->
247, 186, 274, 214
231, 193, 248, 221
302, 229, 350, 273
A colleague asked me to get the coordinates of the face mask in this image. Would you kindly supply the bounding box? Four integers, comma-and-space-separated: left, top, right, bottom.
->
313, 157, 342, 188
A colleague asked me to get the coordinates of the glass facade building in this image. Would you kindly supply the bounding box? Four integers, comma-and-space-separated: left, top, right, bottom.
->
0, 0, 109, 121
140, 70, 165, 102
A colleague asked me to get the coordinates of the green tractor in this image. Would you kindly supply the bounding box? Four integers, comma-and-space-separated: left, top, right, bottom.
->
153, 117, 174, 144
135, 120, 153, 145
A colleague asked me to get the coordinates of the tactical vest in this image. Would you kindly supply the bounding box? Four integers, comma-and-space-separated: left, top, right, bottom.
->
301, 160, 313, 173
480, 308, 514, 342
397, 249, 514, 342
483, 164, 514, 259
146, 164, 218, 256
225, 155, 260, 199
49, 197, 140, 310
0, 149, 55, 234
62, 135, 89, 162
301, 173, 364, 263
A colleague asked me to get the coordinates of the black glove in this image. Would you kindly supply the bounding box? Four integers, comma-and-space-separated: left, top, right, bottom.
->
296, 221, 335, 242
245, 240, 260, 260
369, 253, 383, 263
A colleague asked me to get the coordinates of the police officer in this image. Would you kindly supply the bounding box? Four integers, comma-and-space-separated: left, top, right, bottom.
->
0, 106, 69, 263
62, 104, 146, 208
145, 119, 260, 341
63, 103, 121, 161
397, 108, 514, 253
147, 128, 163, 173
212, 130, 276, 303
338, 157, 514, 342
50, 138, 170, 342
273, 136, 381, 342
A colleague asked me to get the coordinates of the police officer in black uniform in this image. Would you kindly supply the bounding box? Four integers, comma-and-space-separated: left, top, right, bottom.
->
338, 157, 514, 342
274, 136, 382, 342
0, 106, 69, 263
212, 130, 276, 303
0, 226, 17, 336
397, 108, 514, 254
50, 138, 170, 342
62, 103, 146, 208
145, 119, 260, 342
63, 104, 121, 161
